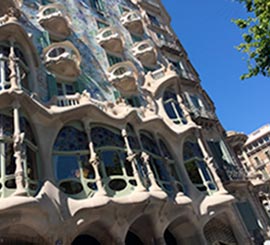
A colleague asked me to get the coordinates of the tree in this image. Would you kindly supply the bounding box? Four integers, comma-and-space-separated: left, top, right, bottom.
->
233, 0, 270, 79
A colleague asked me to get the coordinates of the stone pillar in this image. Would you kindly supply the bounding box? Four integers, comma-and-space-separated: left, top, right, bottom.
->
12, 103, 27, 196
8, 39, 20, 90
83, 121, 107, 197
121, 128, 146, 192
141, 152, 162, 192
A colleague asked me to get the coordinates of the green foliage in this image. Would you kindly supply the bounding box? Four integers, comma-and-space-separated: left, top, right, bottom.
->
233, 0, 270, 79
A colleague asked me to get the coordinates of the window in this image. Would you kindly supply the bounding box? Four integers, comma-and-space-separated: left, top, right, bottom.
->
183, 139, 216, 193
254, 156, 261, 165
147, 13, 160, 27
106, 53, 122, 66
163, 90, 187, 125
140, 131, 175, 194
0, 113, 39, 197
265, 151, 270, 161
0, 42, 29, 91
130, 34, 143, 43
125, 95, 141, 108
56, 82, 75, 96
91, 126, 136, 196
89, 0, 105, 14
53, 123, 95, 198
96, 19, 109, 29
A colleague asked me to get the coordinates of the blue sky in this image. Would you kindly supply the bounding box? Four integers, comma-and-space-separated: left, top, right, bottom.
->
163, 0, 270, 134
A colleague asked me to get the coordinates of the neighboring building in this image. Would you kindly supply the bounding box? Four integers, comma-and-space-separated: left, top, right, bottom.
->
242, 125, 270, 180
227, 125, 270, 233
0, 0, 269, 244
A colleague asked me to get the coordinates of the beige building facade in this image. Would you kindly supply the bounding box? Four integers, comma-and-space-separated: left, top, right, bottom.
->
0, 0, 269, 244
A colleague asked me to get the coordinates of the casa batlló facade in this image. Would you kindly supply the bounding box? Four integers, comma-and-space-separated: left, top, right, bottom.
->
0, 0, 269, 244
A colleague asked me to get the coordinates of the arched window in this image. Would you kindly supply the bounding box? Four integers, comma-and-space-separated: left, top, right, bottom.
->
158, 138, 183, 193
91, 125, 136, 197
140, 131, 173, 194
53, 123, 96, 198
20, 117, 39, 194
0, 112, 39, 197
126, 124, 149, 188
162, 90, 187, 125
0, 42, 30, 92
183, 139, 216, 193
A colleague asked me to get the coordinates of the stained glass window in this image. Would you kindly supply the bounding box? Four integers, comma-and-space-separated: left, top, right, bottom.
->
91, 126, 124, 148
54, 126, 88, 151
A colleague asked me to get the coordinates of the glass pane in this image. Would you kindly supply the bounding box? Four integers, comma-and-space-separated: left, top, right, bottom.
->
100, 150, 123, 176
81, 155, 95, 179
198, 161, 212, 181
159, 139, 173, 159
164, 102, 177, 119
124, 160, 133, 176
140, 132, 160, 155
26, 145, 38, 181
21, 118, 36, 145
108, 179, 127, 191
54, 155, 80, 181
5, 143, 16, 175
185, 161, 204, 185
91, 127, 125, 148
65, 84, 75, 95
59, 180, 83, 195
0, 114, 14, 137
183, 141, 204, 160
54, 126, 88, 151
152, 158, 170, 181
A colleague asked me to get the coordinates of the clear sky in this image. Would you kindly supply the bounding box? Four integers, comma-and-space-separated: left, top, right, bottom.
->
163, 0, 270, 135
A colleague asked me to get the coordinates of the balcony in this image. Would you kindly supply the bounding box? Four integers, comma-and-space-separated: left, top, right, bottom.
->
189, 106, 217, 125
143, 64, 179, 97
43, 41, 81, 81
226, 131, 248, 151
157, 37, 181, 55
107, 61, 138, 95
132, 0, 160, 13
120, 11, 144, 34
132, 40, 157, 66
96, 27, 124, 53
0, 0, 22, 17
37, 4, 71, 41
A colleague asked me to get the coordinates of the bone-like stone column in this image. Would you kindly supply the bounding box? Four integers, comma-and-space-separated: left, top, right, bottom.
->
84, 122, 107, 197
13, 102, 27, 196
121, 128, 146, 192
8, 39, 20, 90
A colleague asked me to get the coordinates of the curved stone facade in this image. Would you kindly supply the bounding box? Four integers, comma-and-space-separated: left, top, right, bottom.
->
0, 0, 269, 244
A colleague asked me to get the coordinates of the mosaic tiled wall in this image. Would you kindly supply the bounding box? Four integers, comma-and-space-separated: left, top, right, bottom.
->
20, 0, 155, 102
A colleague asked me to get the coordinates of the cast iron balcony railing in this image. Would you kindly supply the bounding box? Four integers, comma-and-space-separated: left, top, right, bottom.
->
37, 4, 71, 40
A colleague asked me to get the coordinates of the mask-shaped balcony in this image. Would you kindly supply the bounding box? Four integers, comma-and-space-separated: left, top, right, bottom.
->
37, 4, 70, 41
96, 27, 124, 53
120, 11, 144, 34
43, 41, 81, 81
107, 61, 138, 95
0, 0, 22, 17
132, 40, 157, 66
